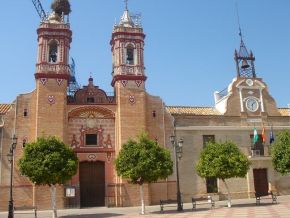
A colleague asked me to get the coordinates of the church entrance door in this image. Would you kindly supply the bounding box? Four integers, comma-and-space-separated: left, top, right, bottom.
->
80, 161, 105, 207
253, 168, 268, 196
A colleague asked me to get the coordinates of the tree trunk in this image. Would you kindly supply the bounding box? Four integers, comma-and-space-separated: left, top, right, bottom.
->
50, 185, 58, 218
222, 179, 231, 208
139, 184, 145, 215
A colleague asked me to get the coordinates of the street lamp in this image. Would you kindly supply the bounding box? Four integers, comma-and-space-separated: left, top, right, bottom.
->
7, 135, 17, 218
170, 135, 183, 212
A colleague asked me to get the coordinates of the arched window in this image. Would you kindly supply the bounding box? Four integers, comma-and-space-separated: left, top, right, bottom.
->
126, 45, 134, 65
22, 138, 27, 148
48, 40, 58, 63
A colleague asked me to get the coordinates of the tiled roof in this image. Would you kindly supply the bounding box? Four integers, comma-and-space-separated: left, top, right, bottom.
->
167, 106, 290, 116
0, 104, 12, 115
278, 108, 290, 116
166, 106, 222, 116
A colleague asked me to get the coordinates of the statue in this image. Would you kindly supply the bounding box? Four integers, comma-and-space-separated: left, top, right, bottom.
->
51, 0, 71, 17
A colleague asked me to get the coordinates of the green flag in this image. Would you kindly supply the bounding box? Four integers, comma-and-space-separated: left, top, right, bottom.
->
253, 127, 259, 144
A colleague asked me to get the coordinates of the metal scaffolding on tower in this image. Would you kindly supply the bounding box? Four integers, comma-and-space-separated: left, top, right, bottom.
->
68, 58, 80, 97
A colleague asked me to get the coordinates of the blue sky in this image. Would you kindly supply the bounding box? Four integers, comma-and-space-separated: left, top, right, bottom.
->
1, 0, 290, 107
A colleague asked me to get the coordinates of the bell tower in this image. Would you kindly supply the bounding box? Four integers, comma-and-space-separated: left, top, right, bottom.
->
234, 29, 256, 78
34, 10, 72, 140
111, 5, 146, 88
111, 3, 147, 148
110, 3, 153, 206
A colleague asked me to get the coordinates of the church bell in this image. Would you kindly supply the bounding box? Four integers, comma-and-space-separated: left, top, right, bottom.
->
241, 59, 250, 69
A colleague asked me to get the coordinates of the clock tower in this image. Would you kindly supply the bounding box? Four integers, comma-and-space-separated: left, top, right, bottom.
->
233, 36, 264, 116
214, 33, 280, 117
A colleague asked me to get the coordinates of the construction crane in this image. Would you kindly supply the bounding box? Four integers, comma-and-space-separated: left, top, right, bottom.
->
32, 0, 47, 20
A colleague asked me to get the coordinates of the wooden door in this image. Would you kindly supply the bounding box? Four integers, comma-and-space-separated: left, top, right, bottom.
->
80, 161, 105, 207
253, 168, 268, 196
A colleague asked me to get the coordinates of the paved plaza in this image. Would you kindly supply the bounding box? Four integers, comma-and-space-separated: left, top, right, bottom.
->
0, 195, 289, 218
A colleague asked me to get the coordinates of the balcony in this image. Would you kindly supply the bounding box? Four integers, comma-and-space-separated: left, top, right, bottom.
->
249, 145, 272, 160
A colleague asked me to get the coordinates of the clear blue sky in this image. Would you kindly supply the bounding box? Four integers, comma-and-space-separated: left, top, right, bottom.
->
1, 0, 290, 107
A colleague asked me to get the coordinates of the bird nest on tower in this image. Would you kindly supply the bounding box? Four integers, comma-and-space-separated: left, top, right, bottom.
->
51, 0, 71, 16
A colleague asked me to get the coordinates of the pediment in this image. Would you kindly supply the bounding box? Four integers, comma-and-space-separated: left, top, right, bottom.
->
68, 106, 115, 119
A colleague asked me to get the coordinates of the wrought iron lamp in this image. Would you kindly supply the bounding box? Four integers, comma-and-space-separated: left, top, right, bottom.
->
170, 135, 183, 211
7, 135, 17, 218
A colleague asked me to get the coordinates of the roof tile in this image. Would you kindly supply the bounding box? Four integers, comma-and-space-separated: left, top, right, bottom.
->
278, 108, 290, 116
166, 106, 221, 116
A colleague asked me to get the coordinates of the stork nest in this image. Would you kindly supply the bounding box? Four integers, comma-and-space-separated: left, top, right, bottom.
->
51, 0, 71, 16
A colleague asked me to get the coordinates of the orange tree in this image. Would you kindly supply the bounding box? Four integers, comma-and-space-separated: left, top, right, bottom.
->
196, 141, 250, 208
18, 136, 78, 218
271, 130, 290, 175
115, 133, 173, 215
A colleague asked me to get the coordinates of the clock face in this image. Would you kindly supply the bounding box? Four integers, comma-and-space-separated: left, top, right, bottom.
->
246, 97, 259, 112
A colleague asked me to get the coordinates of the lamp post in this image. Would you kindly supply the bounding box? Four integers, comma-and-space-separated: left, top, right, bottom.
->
170, 135, 183, 212
7, 135, 17, 218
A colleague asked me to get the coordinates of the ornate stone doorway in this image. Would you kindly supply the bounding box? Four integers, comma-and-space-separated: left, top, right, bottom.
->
79, 161, 105, 207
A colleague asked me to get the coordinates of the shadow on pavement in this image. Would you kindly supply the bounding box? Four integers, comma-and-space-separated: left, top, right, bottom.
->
60, 213, 123, 218
230, 202, 277, 208
150, 208, 209, 214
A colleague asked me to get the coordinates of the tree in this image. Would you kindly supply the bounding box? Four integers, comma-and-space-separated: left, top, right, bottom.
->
196, 141, 250, 207
271, 130, 290, 175
18, 136, 78, 218
51, 0, 71, 16
115, 133, 173, 214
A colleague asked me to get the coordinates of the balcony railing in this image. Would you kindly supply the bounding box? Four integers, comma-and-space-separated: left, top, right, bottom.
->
249, 145, 271, 158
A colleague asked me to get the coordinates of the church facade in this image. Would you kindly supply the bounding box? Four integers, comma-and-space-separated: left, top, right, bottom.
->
0, 3, 290, 211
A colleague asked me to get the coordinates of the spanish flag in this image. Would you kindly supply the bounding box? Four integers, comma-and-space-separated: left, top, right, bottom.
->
262, 127, 266, 143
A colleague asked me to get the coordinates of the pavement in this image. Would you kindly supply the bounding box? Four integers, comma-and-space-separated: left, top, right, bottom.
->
0, 195, 290, 218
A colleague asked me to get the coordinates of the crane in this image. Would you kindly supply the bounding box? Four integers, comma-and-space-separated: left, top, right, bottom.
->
32, 0, 47, 20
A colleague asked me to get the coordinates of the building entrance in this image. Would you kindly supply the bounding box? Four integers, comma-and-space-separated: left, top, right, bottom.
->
253, 168, 268, 196
80, 161, 105, 207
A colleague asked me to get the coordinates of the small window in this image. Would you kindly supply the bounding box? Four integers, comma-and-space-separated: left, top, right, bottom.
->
86, 134, 97, 146
203, 135, 215, 148
49, 40, 58, 63
206, 177, 218, 193
87, 97, 95, 103
22, 139, 27, 148
152, 110, 156, 118
23, 109, 28, 117
126, 45, 134, 65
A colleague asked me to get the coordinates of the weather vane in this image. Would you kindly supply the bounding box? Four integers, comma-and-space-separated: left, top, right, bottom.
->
235, 1, 243, 41
125, 0, 128, 10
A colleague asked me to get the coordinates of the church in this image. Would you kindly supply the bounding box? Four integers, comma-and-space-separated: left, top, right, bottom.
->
0, 1, 290, 210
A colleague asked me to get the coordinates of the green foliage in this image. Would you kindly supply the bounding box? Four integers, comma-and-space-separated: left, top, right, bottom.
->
18, 136, 78, 186
51, 0, 71, 16
196, 141, 250, 180
115, 133, 173, 185
271, 130, 290, 175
